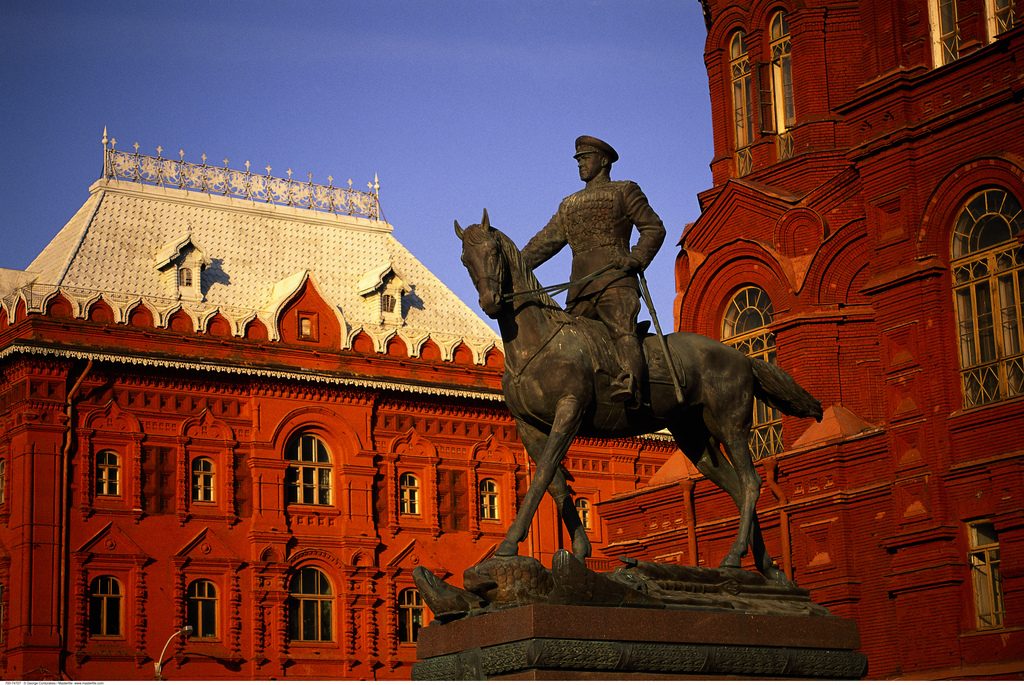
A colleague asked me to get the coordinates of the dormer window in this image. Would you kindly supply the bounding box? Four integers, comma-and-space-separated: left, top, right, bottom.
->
357, 262, 409, 327
155, 231, 209, 302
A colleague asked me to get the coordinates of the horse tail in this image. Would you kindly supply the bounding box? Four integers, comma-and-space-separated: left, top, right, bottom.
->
750, 359, 823, 421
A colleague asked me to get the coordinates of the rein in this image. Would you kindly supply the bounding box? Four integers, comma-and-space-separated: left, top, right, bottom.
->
501, 265, 615, 303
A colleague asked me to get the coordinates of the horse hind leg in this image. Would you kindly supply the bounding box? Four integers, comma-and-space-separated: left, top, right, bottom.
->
671, 411, 770, 573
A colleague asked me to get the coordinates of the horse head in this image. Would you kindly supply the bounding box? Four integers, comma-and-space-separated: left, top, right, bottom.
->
455, 209, 508, 318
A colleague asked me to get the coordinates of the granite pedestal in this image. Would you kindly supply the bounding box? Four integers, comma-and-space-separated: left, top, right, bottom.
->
413, 604, 867, 680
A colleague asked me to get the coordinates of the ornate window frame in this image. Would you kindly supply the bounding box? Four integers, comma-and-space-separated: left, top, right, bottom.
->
287, 566, 334, 643
769, 10, 795, 160
478, 479, 499, 521
722, 285, 783, 459
730, 29, 754, 176
950, 187, 1024, 408
397, 588, 424, 644
88, 575, 124, 638
399, 472, 421, 516
967, 520, 1005, 630
985, 0, 1016, 42
186, 578, 220, 639
929, 0, 960, 66
285, 432, 333, 507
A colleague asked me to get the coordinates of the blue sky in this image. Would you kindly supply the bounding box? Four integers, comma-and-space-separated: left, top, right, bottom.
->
0, 1, 713, 330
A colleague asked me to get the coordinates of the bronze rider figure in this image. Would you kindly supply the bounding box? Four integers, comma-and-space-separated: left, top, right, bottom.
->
521, 135, 666, 405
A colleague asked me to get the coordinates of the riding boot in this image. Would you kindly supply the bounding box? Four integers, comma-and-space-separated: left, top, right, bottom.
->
611, 334, 645, 407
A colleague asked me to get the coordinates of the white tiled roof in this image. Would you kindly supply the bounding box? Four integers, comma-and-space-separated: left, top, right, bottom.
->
14, 178, 499, 359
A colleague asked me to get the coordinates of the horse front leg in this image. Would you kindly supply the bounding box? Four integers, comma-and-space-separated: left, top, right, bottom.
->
497, 396, 585, 557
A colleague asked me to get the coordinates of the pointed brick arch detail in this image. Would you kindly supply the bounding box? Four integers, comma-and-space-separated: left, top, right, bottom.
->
85, 400, 142, 434
88, 298, 115, 324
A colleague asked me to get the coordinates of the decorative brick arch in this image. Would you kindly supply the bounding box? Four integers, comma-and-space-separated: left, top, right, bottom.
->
749, 0, 808, 35
918, 155, 1024, 259
706, 5, 751, 52
270, 406, 364, 456
803, 220, 872, 305
389, 429, 438, 460
681, 239, 793, 337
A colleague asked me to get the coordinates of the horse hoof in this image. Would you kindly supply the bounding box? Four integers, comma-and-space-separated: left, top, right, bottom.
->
719, 555, 741, 569
495, 541, 518, 557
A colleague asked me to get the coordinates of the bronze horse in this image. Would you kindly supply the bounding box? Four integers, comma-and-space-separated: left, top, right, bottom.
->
456, 211, 822, 580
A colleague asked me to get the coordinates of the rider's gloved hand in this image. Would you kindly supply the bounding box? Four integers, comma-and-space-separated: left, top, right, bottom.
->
615, 255, 642, 274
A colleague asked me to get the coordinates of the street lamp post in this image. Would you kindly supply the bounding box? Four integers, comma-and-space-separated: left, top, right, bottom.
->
154, 625, 193, 680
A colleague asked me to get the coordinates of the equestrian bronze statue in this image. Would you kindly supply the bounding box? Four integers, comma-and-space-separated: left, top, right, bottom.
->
454, 209, 822, 582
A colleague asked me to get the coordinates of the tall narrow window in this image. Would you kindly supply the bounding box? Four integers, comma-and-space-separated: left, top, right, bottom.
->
0, 459, 6, 506
930, 0, 960, 66
576, 498, 592, 530
89, 576, 123, 637
0, 583, 5, 644
191, 458, 215, 503
723, 286, 782, 458
96, 451, 120, 496
769, 11, 795, 160
397, 588, 424, 644
288, 567, 333, 642
479, 479, 499, 521
285, 433, 332, 505
968, 521, 1005, 629
186, 579, 219, 639
730, 30, 754, 176
399, 473, 420, 515
986, 0, 1016, 41
178, 268, 193, 288
951, 187, 1024, 407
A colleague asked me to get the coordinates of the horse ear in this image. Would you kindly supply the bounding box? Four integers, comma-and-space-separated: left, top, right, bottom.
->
454, 219, 464, 240
481, 208, 491, 231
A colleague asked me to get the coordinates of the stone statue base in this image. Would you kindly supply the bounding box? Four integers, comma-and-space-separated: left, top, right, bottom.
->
412, 553, 866, 680
413, 603, 866, 680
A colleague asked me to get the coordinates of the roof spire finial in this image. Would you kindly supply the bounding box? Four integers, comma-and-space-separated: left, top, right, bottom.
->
102, 126, 108, 147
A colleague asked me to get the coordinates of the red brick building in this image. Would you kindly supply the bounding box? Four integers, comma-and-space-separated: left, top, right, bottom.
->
600, 0, 1024, 678
0, 140, 672, 680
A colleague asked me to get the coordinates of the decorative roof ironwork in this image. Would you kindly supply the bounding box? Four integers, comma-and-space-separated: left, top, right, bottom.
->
101, 128, 381, 220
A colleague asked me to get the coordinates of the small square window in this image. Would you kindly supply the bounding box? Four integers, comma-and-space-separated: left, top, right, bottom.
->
297, 312, 319, 341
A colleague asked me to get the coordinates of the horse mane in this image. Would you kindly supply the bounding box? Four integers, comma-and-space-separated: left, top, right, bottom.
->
491, 228, 573, 324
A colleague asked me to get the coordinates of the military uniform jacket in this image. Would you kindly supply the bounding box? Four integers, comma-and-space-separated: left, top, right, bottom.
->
521, 179, 666, 303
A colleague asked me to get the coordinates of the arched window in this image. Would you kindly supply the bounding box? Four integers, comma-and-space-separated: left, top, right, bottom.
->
930, 0, 960, 66
285, 433, 332, 505
576, 498, 592, 530
479, 479, 499, 520
397, 588, 424, 644
951, 187, 1024, 407
191, 458, 215, 502
178, 267, 192, 288
186, 579, 218, 638
730, 30, 754, 176
769, 10, 795, 160
95, 450, 120, 496
89, 576, 123, 637
399, 473, 420, 515
723, 286, 782, 458
288, 567, 333, 642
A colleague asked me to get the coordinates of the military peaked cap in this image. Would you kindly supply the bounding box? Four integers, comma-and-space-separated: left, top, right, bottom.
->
574, 135, 619, 163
